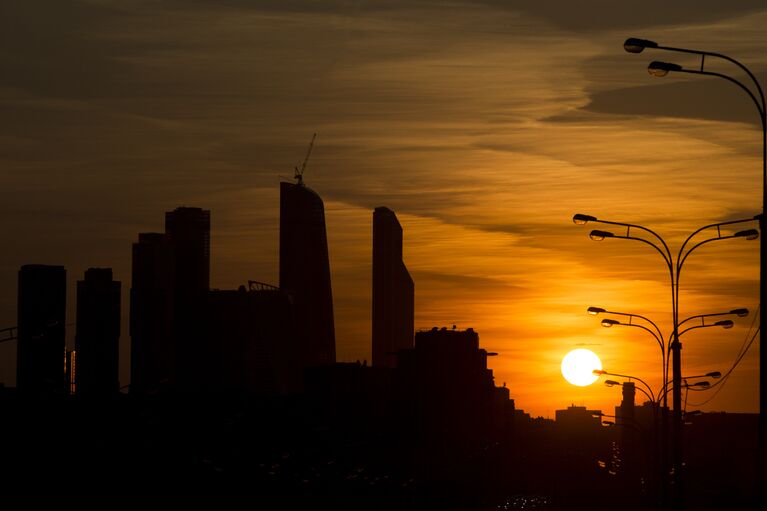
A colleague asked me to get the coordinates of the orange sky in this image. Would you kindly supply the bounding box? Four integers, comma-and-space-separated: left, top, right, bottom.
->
1, 1, 765, 417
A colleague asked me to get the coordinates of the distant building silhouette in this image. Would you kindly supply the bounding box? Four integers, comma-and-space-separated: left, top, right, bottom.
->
397, 327, 498, 423
614, 381, 638, 444
305, 360, 393, 426
279, 181, 335, 369
395, 326, 507, 475
130, 233, 174, 394
202, 283, 299, 394
165, 206, 210, 296
16, 264, 66, 393
165, 206, 211, 389
75, 268, 121, 397
372, 207, 414, 368
555, 404, 602, 432
618, 381, 635, 424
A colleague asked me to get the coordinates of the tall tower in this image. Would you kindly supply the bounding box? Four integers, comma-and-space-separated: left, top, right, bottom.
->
165, 207, 210, 295
280, 181, 336, 368
372, 207, 414, 368
75, 268, 121, 397
165, 207, 211, 389
16, 264, 67, 393
130, 233, 174, 394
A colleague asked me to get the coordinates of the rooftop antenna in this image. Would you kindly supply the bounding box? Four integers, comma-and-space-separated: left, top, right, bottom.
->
294, 132, 317, 186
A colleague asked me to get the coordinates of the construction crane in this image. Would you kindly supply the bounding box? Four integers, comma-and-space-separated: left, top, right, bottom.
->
294, 133, 317, 186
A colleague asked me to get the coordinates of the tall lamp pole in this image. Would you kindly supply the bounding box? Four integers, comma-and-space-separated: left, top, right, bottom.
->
623, 37, 766, 507
573, 214, 758, 508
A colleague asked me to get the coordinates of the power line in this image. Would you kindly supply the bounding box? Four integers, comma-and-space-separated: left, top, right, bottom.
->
688, 309, 760, 407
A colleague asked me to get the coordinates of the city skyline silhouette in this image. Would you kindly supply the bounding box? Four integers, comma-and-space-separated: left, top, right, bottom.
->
2, 2, 763, 419
1, 2, 765, 507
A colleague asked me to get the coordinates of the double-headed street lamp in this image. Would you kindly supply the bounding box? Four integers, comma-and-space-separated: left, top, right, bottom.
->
622, 37, 766, 507
573, 213, 758, 504
594, 366, 720, 507
590, 306, 745, 414
589, 308, 666, 410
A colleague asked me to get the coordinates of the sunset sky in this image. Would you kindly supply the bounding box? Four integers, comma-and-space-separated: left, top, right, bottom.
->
1, 0, 765, 418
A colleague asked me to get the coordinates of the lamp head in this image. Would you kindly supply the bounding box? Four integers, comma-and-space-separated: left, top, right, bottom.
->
601, 319, 620, 328
715, 320, 734, 329
623, 37, 658, 53
593, 369, 606, 375
692, 381, 711, 388
730, 308, 749, 317
604, 380, 621, 387
706, 371, 722, 379
573, 213, 597, 225
648, 61, 683, 77
590, 229, 615, 241
587, 306, 606, 315
734, 229, 759, 240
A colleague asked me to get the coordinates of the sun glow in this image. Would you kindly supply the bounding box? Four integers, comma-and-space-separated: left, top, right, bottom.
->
561, 349, 602, 387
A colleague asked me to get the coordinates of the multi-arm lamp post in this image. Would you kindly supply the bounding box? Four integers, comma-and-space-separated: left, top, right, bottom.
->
594, 365, 721, 508
573, 214, 758, 506
622, 37, 766, 507
591, 305, 740, 507
589, 306, 745, 412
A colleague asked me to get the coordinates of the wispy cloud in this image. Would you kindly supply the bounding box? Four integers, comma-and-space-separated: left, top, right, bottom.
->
0, 0, 763, 415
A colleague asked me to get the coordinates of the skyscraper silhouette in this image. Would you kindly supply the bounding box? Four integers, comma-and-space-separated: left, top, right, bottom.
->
395, 327, 504, 474
165, 207, 210, 296
165, 206, 210, 389
75, 268, 121, 397
204, 284, 299, 394
16, 264, 66, 393
130, 233, 174, 394
372, 207, 414, 368
280, 181, 336, 368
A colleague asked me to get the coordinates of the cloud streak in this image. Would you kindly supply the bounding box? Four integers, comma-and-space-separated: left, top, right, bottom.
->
0, 0, 763, 416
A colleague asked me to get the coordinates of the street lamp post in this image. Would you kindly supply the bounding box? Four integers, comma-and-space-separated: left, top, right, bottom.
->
592, 306, 739, 508
591, 306, 745, 413
623, 38, 767, 508
595, 368, 720, 508
590, 308, 665, 402
574, 214, 758, 507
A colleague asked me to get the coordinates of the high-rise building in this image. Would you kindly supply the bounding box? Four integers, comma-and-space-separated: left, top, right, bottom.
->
165, 207, 210, 296
130, 233, 174, 394
16, 264, 66, 393
372, 207, 414, 368
618, 381, 636, 425
394, 327, 505, 473
279, 181, 335, 368
75, 268, 121, 397
203, 283, 298, 394
165, 206, 210, 389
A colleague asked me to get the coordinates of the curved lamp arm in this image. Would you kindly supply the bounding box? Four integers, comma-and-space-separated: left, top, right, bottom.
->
594, 369, 656, 403
678, 229, 758, 278
574, 213, 673, 265
670, 67, 765, 118
677, 218, 757, 272
604, 320, 665, 356
625, 38, 766, 113
593, 230, 673, 272
678, 320, 733, 338
591, 308, 665, 348
678, 309, 748, 330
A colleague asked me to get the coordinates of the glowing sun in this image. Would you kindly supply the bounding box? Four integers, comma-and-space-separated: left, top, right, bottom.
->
561, 349, 602, 386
